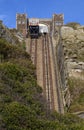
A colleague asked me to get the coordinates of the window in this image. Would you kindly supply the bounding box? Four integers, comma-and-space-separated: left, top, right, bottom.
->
18, 21, 21, 24
22, 21, 25, 24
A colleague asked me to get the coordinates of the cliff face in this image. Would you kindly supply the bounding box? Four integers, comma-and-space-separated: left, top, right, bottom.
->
61, 26, 84, 61
61, 25, 84, 112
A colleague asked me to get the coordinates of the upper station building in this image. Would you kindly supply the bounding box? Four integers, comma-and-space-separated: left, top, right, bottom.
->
16, 13, 64, 37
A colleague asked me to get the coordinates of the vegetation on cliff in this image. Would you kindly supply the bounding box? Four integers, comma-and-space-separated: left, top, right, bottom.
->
0, 38, 84, 130
65, 22, 80, 30
68, 76, 84, 112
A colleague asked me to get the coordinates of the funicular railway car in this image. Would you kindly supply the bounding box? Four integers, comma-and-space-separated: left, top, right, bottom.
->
39, 24, 48, 35
29, 18, 39, 38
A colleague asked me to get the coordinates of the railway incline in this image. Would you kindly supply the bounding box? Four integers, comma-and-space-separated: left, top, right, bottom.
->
16, 13, 65, 114
25, 34, 64, 114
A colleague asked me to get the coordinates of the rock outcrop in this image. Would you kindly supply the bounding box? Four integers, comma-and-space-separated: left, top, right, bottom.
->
61, 26, 84, 77
61, 25, 84, 112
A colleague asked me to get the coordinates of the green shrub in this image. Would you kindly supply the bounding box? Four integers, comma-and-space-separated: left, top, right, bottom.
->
68, 77, 84, 112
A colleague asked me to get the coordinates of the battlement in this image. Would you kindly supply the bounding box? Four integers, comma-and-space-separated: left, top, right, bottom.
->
16, 13, 27, 20
53, 14, 64, 21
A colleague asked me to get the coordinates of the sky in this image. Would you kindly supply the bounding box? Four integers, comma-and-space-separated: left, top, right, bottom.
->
0, 0, 84, 28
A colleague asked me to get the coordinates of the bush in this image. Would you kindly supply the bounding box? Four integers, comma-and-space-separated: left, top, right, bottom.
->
65, 22, 80, 29
68, 77, 84, 112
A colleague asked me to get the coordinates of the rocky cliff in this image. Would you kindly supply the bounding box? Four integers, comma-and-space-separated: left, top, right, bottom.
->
61, 25, 84, 112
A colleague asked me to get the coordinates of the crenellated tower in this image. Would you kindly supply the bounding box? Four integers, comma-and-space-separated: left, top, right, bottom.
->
52, 14, 64, 34
16, 13, 27, 37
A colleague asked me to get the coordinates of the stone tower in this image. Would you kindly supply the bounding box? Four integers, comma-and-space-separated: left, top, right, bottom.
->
52, 14, 64, 34
16, 13, 27, 37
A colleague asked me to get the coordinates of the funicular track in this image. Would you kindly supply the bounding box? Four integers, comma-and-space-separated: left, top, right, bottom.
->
27, 35, 63, 113
30, 38, 37, 66
42, 35, 54, 111
50, 36, 63, 113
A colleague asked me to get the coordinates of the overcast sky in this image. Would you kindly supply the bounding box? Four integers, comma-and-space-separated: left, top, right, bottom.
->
0, 0, 84, 28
